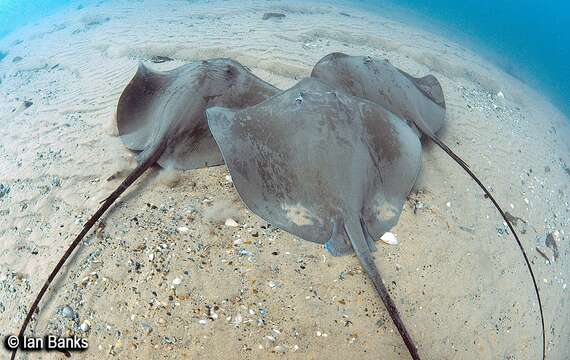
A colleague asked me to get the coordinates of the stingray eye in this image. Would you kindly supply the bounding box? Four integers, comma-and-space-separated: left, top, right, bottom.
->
225, 66, 235, 76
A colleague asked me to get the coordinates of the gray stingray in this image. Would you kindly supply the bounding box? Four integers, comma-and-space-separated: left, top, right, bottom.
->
312, 52, 446, 140
117, 59, 279, 169
12, 59, 279, 360
312, 53, 545, 359
206, 78, 423, 359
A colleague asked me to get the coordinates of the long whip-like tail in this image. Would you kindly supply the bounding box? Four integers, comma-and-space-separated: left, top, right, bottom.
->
430, 134, 545, 360
345, 219, 421, 360
11, 141, 167, 360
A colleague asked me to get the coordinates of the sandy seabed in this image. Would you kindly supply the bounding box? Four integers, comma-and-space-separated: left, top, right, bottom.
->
0, 0, 569, 359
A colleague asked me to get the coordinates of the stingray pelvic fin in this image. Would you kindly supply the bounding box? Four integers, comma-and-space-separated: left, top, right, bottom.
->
428, 134, 546, 360
344, 218, 421, 360
11, 140, 168, 360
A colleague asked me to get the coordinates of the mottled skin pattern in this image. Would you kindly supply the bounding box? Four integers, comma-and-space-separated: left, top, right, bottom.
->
207, 78, 422, 358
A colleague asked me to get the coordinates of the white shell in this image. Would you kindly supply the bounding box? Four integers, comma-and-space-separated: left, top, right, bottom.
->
225, 218, 239, 227
380, 232, 398, 245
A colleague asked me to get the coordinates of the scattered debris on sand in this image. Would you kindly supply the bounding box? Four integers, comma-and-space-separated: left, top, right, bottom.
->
504, 211, 526, 227
536, 230, 562, 262
0, 184, 10, 198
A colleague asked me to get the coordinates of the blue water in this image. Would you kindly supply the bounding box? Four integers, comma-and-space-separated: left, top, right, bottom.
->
0, 0, 72, 38
0, 0, 568, 115
374, 0, 570, 116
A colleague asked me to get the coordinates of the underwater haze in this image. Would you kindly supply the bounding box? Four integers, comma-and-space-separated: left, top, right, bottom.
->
354, 0, 570, 116
1, 0, 568, 114
0, 0, 72, 38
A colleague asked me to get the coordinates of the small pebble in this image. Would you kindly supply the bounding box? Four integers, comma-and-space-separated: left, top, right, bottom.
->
61, 306, 76, 320
177, 226, 189, 233
172, 277, 182, 286
141, 322, 153, 334
80, 321, 90, 332
239, 249, 253, 257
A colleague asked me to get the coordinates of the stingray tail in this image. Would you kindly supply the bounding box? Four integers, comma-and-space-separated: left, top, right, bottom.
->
429, 134, 546, 360
11, 141, 167, 360
344, 218, 421, 360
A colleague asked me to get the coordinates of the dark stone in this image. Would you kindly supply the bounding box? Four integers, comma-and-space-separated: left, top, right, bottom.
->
545, 232, 560, 260
12, 56, 22, 63
262, 12, 286, 20
150, 55, 174, 63
87, 17, 110, 27
23, 100, 33, 108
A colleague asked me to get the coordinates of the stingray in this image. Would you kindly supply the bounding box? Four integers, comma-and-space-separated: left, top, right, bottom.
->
206, 78, 423, 359
311, 52, 545, 359
11, 59, 279, 360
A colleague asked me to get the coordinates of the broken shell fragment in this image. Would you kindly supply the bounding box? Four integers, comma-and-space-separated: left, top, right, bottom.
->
225, 218, 239, 227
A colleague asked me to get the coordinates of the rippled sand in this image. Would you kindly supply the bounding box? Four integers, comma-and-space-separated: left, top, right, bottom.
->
0, 0, 569, 359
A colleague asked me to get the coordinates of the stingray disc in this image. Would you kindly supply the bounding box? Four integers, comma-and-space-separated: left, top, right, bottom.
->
206, 78, 421, 256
